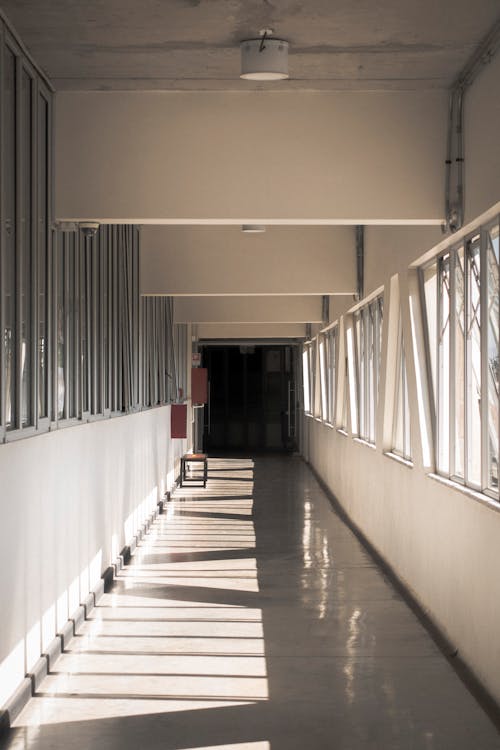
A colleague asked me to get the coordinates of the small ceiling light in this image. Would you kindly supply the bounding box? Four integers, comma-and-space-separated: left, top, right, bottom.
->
242, 224, 266, 233
240, 29, 289, 81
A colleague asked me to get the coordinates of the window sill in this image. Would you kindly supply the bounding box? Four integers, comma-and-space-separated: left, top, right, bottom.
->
4, 426, 40, 443
384, 451, 413, 469
337, 428, 348, 437
353, 437, 376, 450
428, 473, 500, 513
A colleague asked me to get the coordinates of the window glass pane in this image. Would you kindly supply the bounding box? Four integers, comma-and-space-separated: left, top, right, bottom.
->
328, 327, 336, 424
354, 313, 363, 436
375, 298, 383, 443
67, 235, 78, 419
466, 238, 481, 486
57, 236, 65, 419
437, 256, 450, 473
403, 343, 411, 459
368, 305, 375, 442
423, 262, 438, 411
487, 222, 499, 491
80, 237, 89, 413
393, 339, 404, 455
422, 221, 499, 499
392, 320, 411, 461
91, 236, 101, 414
341, 355, 348, 430
302, 349, 310, 413
38, 95, 49, 420
21, 69, 33, 427
354, 297, 383, 443
4, 48, 17, 430
310, 340, 316, 416
102, 234, 109, 411
319, 337, 327, 420
454, 246, 465, 478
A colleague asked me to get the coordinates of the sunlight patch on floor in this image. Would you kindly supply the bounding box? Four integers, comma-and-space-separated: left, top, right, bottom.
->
12, 458, 268, 729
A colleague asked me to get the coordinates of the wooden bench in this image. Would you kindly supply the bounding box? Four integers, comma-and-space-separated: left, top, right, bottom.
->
180, 453, 208, 488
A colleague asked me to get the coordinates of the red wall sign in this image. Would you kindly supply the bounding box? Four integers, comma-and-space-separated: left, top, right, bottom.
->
171, 403, 187, 439
191, 367, 208, 405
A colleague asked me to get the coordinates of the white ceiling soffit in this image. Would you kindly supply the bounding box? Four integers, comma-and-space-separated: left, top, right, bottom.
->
2, 0, 499, 92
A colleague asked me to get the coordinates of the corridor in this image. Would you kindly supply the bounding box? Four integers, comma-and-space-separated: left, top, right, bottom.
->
3, 456, 499, 749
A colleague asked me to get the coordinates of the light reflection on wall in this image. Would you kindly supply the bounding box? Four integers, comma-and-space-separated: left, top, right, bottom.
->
1, 485, 162, 713
0, 640, 24, 706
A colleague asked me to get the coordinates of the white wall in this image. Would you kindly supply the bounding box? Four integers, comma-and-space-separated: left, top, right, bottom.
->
0, 407, 187, 707
55, 91, 446, 223
328, 226, 442, 322
305, 234, 500, 703
465, 52, 500, 222
306, 416, 500, 704
364, 226, 442, 294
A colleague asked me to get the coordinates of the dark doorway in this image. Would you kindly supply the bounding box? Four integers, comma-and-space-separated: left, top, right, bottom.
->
202, 345, 298, 453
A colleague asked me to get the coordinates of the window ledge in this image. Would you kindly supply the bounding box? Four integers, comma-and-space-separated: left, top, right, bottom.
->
384, 451, 413, 469
4, 426, 40, 443
353, 437, 376, 450
428, 473, 500, 513
337, 428, 348, 437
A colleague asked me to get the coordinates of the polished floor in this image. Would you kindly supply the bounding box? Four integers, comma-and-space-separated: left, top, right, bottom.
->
3, 455, 500, 749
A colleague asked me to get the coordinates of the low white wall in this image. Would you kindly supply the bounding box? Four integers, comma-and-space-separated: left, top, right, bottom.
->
306, 418, 500, 704
0, 406, 188, 707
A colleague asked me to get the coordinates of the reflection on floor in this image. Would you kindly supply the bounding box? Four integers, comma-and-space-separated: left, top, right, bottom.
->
3, 455, 500, 749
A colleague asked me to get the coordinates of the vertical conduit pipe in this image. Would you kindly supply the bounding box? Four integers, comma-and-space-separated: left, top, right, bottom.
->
356, 225, 364, 302
444, 18, 500, 233
321, 295, 329, 327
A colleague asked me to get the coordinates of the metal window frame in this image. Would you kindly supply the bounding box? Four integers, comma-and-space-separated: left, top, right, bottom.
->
302, 344, 312, 415
479, 227, 490, 494
0, 20, 5, 442
0, 20, 176, 444
391, 317, 412, 462
90, 231, 99, 416
1, 19, 53, 444
55, 230, 80, 429
352, 295, 383, 444
100, 227, 110, 417
419, 215, 500, 503
318, 332, 328, 422
483, 220, 500, 496
327, 325, 338, 426
37, 84, 52, 433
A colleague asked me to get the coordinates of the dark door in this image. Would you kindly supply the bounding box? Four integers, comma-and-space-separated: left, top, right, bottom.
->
203, 345, 297, 452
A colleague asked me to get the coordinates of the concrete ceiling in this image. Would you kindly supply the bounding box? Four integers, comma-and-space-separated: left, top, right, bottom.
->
2, 0, 499, 91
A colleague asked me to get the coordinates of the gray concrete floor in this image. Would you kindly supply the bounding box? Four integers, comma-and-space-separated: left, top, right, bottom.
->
3, 455, 500, 749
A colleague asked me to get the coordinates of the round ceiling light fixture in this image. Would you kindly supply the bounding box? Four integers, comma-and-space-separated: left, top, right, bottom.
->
240, 29, 289, 81
241, 224, 266, 233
